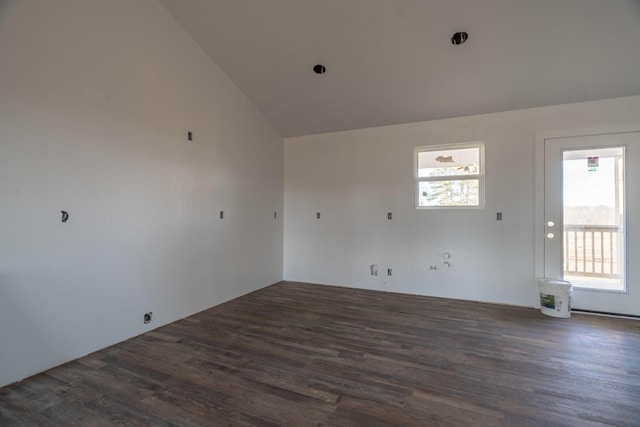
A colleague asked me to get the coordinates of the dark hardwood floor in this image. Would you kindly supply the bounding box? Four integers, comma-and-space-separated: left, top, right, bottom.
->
1, 281, 640, 426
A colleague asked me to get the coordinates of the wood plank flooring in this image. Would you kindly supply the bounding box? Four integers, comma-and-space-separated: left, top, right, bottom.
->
1, 281, 640, 426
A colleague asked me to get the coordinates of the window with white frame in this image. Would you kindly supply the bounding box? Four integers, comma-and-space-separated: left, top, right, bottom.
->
415, 142, 484, 208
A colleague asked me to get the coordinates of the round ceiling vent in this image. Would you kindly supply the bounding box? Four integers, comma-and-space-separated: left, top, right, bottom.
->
451, 32, 468, 45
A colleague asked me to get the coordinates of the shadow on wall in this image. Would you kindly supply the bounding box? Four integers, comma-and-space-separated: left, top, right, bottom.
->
0, 275, 62, 387
0, 0, 17, 24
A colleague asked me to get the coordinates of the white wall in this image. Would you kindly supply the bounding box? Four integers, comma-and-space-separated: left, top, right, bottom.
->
284, 96, 640, 306
0, 0, 283, 388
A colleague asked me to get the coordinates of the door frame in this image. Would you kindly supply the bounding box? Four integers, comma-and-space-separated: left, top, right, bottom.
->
534, 123, 640, 308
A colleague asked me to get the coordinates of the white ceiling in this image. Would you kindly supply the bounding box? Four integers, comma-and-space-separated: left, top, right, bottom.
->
158, 0, 640, 137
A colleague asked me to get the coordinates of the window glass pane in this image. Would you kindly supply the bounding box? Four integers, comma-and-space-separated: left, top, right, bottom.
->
418, 147, 480, 178
418, 179, 479, 207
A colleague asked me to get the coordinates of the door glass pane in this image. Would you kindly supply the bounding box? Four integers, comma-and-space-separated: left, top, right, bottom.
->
563, 147, 625, 291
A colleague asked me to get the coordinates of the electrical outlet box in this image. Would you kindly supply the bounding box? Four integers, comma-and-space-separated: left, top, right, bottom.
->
144, 312, 153, 324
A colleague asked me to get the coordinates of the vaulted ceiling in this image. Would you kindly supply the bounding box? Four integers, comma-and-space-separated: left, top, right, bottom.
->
158, 0, 640, 137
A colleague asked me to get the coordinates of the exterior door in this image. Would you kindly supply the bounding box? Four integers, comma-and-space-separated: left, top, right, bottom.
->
544, 132, 640, 316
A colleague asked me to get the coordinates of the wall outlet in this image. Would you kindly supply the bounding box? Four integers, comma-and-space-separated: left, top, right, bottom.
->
370, 264, 378, 276
387, 268, 392, 276
143, 312, 153, 324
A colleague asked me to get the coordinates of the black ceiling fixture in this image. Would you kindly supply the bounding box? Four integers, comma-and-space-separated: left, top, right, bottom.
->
451, 32, 468, 45
313, 64, 327, 75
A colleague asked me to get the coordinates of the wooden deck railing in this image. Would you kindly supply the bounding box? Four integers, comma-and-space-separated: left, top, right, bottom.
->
564, 224, 621, 279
